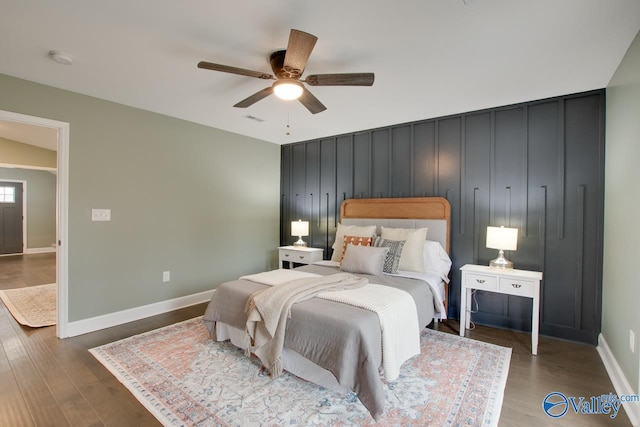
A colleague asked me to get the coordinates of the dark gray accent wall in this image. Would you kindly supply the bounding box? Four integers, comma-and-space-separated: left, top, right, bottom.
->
280, 89, 605, 345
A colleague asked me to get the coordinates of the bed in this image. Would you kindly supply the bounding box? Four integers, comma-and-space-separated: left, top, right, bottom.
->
202, 197, 451, 421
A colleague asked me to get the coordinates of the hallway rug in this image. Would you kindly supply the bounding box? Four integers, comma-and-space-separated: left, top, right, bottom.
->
90, 317, 511, 426
0, 283, 56, 327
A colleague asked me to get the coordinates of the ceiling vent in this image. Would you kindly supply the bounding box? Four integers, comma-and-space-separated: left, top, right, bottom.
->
244, 115, 265, 122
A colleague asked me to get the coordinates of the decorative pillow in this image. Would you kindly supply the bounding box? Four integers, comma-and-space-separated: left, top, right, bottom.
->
373, 237, 406, 274
341, 235, 373, 261
380, 227, 428, 272
330, 224, 377, 262
340, 244, 389, 276
423, 240, 452, 282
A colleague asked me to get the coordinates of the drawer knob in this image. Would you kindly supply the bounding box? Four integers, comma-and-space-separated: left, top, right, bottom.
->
284, 254, 290, 257
511, 283, 522, 288
299, 255, 305, 259
476, 279, 485, 284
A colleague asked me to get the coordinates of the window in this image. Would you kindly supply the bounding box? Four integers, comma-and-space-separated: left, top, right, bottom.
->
0, 186, 15, 203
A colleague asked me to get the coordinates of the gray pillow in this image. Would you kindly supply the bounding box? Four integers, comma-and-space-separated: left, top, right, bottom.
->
340, 244, 389, 276
374, 237, 406, 274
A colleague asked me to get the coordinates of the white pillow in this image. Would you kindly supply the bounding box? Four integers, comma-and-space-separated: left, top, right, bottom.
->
380, 227, 428, 272
330, 223, 377, 262
340, 244, 389, 276
423, 240, 452, 282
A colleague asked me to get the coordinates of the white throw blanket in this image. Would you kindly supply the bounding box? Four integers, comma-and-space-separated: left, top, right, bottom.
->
318, 284, 420, 381
241, 269, 420, 381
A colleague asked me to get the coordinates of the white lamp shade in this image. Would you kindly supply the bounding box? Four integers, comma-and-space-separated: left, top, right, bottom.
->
291, 220, 309, 237
273, 80, 304, 100
486, 226, 518, 251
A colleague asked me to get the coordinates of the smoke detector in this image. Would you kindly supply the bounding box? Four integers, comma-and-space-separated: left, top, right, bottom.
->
48, 50, 74, 65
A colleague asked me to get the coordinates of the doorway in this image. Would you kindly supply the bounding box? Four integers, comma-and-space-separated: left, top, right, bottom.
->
0, 110, 69, 338
0, 181, 24, 254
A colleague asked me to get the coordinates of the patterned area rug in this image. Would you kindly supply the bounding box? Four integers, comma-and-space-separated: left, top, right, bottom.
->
0, 283, 56, 327
90, 317, 511, 426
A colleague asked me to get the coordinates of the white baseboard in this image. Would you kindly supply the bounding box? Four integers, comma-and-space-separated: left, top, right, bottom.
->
66, 289, 215, 338
0, 247, 56, 257
597, 333, 639, 426
25, 247, 57, 254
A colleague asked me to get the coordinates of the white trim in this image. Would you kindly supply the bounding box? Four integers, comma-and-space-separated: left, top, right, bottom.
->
0, 110, 69, 339
66, 289, 215, 338
56, 120, 69, 338
597, 333, 640, 426
24, 247, 56, 254
0, 163, 56, 172
0, 178, 27, 253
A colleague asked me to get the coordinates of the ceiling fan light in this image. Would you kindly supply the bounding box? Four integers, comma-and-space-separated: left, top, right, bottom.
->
273, 80, 304, 100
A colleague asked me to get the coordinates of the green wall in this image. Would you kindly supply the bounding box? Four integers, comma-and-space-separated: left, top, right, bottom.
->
603, 30, 640, 394
0, 73, 280, 322
0, 167, 56, 249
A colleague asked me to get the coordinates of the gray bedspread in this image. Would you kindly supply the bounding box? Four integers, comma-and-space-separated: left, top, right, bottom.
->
202, 264, 440, 421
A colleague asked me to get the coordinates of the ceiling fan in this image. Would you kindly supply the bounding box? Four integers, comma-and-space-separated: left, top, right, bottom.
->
197, 29, 375, 114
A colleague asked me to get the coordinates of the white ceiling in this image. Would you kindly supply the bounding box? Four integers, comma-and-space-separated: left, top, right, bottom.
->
1, 0, 639, 146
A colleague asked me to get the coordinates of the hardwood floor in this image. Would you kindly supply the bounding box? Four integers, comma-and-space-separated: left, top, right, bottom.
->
0, 253, 57, 290
0, 255, 632, 426
437, 322, 632, 426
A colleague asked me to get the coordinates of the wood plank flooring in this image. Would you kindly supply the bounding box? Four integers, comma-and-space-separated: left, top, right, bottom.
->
0, 254, 633, 426
0, 253, 57, 290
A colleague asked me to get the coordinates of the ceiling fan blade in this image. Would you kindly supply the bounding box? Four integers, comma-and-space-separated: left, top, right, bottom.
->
283, 29, 318, 77
233, 87, 274, 108
198, 61, 274, 80
298, 88, 327, 114
305, 73, 375, 86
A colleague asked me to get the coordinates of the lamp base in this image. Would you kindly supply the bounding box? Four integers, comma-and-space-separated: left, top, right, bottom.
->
293, 238, 307, 247
489, 250, 513, 269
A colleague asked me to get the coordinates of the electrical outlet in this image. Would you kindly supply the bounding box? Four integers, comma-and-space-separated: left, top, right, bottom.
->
630, 330, 635, 353
163, 271, 170, 282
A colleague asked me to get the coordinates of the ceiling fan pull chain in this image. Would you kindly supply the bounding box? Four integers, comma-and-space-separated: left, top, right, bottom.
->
286, 106, 291, 136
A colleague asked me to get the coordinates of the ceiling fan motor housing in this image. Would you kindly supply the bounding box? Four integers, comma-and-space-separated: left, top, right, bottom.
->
270, 50, 302, 79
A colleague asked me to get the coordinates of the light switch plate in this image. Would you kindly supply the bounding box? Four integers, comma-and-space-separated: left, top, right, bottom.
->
92, 209, 111, 221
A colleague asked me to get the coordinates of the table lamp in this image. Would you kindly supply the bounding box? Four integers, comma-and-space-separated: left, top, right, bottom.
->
291, 219, 309, 247
486, 225, 518, 269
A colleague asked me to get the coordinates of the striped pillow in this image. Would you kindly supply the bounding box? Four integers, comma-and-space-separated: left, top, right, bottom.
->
374, 237, 406, 274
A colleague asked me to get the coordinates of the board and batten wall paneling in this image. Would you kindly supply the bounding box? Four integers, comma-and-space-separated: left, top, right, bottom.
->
280, 89, 605, 344
319, 138, 337, 255
391, 125, 412, 198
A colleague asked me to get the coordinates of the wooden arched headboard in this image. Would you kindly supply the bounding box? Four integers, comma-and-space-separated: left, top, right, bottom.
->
340, 197, 451, 253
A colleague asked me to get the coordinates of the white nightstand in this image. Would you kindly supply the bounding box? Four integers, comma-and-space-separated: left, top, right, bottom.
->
278, 246, 323, 269
459, 264, 543, 355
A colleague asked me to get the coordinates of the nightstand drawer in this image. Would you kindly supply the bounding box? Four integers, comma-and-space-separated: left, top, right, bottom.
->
280, 249, 312, 263
465, 273, 497, 291
278, 246, 323, 268
498, 277, 534, 297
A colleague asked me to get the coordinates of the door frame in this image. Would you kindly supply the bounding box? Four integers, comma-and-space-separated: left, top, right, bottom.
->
0, 179, 27, 255
0, 110, 69, 338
